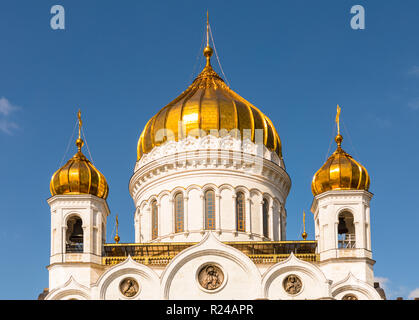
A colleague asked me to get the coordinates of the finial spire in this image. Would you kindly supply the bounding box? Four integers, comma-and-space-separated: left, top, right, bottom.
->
302, 210, 308, 240
114, 214, 120, 244
203, 11, 213, 66
76, 109, 84, 152
335, 105, 343, 149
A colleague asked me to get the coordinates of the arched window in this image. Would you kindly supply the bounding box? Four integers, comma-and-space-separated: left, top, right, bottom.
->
236, 192, 245, 232
205, 190, 216, 230
337, 211, 356, 248
66, 216, 83, 253
174, 192, 184, 233
262, 198, 269, 238
151, 200, 158, 240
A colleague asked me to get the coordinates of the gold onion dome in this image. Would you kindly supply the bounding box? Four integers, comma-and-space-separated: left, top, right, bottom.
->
50, 111, 109, 199
137, 19, 282, 161
311, 133, 370, 196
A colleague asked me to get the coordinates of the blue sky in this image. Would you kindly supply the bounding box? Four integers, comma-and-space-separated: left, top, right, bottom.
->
1, 0, 418, 299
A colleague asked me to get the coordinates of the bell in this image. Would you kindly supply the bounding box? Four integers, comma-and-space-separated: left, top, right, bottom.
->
338, 217, 349, 234
69, 219, 83, 243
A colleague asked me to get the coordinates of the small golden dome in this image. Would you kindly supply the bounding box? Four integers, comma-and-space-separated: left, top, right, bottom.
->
50, 112, 109, 199
311, 134, 370, 196
137, 44, 282, 161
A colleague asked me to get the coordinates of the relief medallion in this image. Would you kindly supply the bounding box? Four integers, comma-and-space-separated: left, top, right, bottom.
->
119, 278, 139, 298
283, 274, 302, 295
198, 265, 224, 290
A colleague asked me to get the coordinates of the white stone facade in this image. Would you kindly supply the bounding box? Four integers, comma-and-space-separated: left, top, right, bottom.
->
44, 136, 384, 300
45, 233, 382, 300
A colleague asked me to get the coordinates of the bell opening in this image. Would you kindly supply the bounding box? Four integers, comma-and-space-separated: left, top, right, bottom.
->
337, 212, 356, 249
66, 216, 84, 253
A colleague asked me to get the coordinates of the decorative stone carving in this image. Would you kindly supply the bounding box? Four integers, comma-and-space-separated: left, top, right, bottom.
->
136, 135, 282, 169
342, 294, 358, 300
198, 265, 224, 290
283, 274, 302, 295
119, 278, 139, 298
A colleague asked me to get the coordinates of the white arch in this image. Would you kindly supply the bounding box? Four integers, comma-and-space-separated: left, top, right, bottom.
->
157, 190, 171, 203
218, 183, 235, 193
335, 206, 356, 223
45, 276, 91, 300
64, 212, 84, 226
160, 232, 262, 299
94, 256, 160, 300
185, 184, 201, 195
261, 253, 331, 299
201, 183, 218, 195
170, 187, 186, 199
234, 185, 251, 197
331, 272, 382, 300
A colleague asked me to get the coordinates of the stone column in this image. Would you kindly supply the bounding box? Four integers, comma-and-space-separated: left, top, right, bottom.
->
366, 206, 371, 250
245, 197, 252, 236
169, 199, 174, 234
135, 208, 141, 243
358, 203, 366, 249
157, 202, 161, 239
269, 203, 274, 240
260, 200, 265, 238
232, 194, 237, 232
146, 206, 151, 242
200, 194, 205, 233
277, 204, 282, 241
61, 225, 67, 262
184, 195, 189, 234
216, 192, 221, 233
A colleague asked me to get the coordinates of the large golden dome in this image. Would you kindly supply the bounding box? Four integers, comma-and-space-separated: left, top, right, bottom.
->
50, 112, 109, 199
311, 134, 370, 196
137, 40, 282, 161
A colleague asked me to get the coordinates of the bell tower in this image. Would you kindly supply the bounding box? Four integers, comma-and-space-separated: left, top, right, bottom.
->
47, 110, 110, 290
310, 106, 375, 285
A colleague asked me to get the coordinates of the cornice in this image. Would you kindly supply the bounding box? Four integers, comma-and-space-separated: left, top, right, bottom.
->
311, 189, 373, 213
47, 194, 110, 215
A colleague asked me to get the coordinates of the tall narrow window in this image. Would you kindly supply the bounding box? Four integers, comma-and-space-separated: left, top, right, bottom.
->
205, 190, 216, 230
151, 200, 158, 240
236, 192, 245, 232
263, 198, 269, 238
174, 193, 184, 233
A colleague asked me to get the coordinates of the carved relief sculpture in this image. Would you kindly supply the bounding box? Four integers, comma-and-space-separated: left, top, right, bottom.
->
198, 265, 224, 290
119, 278, 139, 298
283, 274, 302, 295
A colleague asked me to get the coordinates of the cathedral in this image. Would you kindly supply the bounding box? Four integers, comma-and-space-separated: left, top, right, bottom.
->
40, 18, 386, 300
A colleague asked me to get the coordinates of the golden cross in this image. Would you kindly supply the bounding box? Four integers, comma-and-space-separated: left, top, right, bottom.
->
77, 109, 82, 139
336, 104, 341, 135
